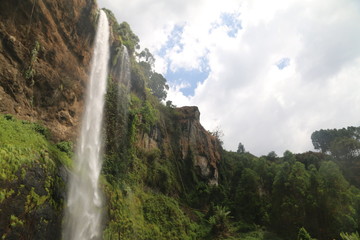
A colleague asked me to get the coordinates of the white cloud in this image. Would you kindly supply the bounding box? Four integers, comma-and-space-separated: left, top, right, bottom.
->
166, 82, 192, 107
98, 0, 360, 156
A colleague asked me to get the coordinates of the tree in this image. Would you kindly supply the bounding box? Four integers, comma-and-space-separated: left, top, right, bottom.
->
283, 150, 296, 163
118, 22, 140, 54
271, 162, 310, 238
267, 151, 277, 161
138, 55, 169, 101
166, 100, 175, 108
148, 72, 169, 101
330, 137, 360, 160
236, 142, 245, 154
311, 127, 360, 187
318, 161, 357, 238
138, 48, 155, 66
298, 227, 313, 240
311, 129, 336, 153
234, 168, 265, 223
209, 206, 231, 237
210, 126, 224, 146
311, 127, 360, 154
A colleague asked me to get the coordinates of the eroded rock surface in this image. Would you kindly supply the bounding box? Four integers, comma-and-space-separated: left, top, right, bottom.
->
0, 0, 97, 141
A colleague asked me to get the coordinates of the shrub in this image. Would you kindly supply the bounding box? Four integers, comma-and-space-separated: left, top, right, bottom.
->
209, 206, 232, 237
298, 227, 314, 240
56, 141, 73, 157
340, 232, 360, 240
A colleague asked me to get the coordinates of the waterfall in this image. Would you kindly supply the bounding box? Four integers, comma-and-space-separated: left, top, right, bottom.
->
115, 46, 131, 149
118, 46, 131, 90
62, 10, 110, 240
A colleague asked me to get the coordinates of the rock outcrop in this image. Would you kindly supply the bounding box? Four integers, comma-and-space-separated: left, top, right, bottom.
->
138, 106, 221, 186
176, 106, 221, 185
0, 0, 97, 141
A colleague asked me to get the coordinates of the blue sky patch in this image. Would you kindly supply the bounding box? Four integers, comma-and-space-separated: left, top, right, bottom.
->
158, 24, 185, 57
156, 23, 211, 97
276, 58, 290, 70
165, 66, 210, 96
209, 12, 242, 38
209, 12, 242, 37
220, 12, 242, 37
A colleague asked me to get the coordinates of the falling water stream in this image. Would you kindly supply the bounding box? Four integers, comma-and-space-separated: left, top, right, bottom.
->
118, 45, 131, 89
114, 46, 131, 151
63, 10, 110, 240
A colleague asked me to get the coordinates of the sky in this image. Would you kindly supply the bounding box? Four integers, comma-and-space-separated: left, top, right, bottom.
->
98, 0, 360, 156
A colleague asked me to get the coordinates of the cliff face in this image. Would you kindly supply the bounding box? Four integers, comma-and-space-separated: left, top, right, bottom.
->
138, 106, 221, 186
174, 106, 220, 185
0, 0, 97, 141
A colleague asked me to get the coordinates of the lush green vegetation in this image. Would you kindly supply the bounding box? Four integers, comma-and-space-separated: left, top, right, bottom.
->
0, 114, 71, 182
0, 114, 72, 239
217, 149, 360, 239
103, 8, 169, 102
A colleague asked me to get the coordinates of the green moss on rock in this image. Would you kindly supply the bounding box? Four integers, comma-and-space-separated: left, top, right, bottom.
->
0, 114, 72, 239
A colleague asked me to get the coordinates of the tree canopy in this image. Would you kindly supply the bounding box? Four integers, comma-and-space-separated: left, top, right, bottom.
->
237, 142, 245, 154
311, 127, 360, 154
